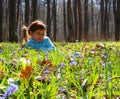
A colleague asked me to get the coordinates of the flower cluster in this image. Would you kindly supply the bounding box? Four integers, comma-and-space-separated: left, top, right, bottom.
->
20, 66, 34, 79
1, 84, 18, 99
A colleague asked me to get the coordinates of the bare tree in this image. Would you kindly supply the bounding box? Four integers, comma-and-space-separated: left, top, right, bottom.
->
84, 0, 89, 41
104, 0, 110, 40
117, 0, 120, 40
32, 0, 38, 21
63, 0, 67, 40
100, 0, 104, 39
16, 0, 21, 41
78, 0, 82, 41
67, 0, 74, 42
25, 0, 30, 26
52, 0, 57, 41
0, 0, 3, 42
0, 0, 120, 42
91, 0, 94, 36
113, 0, 120, 41
9, 0, 18, 42
47, 0, 51, 38
73, 0, 78, 40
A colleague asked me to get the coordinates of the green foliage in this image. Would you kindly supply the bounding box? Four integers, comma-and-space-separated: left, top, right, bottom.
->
0, 42, 120, 98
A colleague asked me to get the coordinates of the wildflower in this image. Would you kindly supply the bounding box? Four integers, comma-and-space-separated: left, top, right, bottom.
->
2, 84, 18, 99
59, 62, 66, 68
43, 69, 50, 74
20, 58, 31, 65
58, 87, 65, 93
57, 73, 61, 79
100, 54, 107, 60
71, 52, 84, 58
70, 60, 77, 66
20, 66, 34, 79
8, 78, 15, 85
35, 74, 48, 83
90, 51, 95, 54
35, 76, 44, 81
0, 49, 3, 53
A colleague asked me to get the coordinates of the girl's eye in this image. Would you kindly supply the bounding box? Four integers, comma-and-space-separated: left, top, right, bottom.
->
42, 33, 44, 36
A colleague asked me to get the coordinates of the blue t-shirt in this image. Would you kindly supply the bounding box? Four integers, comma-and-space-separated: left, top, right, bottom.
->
25, 36, 56, 51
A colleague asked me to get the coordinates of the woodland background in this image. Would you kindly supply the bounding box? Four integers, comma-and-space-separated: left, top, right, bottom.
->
0, 0, 120, 42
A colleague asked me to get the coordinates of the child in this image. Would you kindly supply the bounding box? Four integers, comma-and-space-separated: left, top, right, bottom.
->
25, 20, 56, 51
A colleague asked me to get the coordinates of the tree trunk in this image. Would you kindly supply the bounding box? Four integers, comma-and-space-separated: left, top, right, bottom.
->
32, 0, 37, 21
25, 0, 29, 26
100, 0, 105, 40
73, 0, 78, 40
0, 0, 3, 42
16, 0, 21, 41
113, 0, 120, 41
104, 0, 107, 40
117, 0, 120, 40
9, 0, 18, 42
52, 0, 57, 41
4, 0, 9, 41
84, 0, 89, 41
63, 0, 67, 41
47, 0, 51, 38
91, 0, 94, 37
67, 0, 74, 42
78, 0, 82, 41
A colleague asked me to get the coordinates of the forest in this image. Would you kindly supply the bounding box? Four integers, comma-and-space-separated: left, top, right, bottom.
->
0, 0, 120, 42
0, 0, 120, 98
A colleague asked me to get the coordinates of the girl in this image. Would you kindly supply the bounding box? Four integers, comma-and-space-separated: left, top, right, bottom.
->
25, 20, 56, 51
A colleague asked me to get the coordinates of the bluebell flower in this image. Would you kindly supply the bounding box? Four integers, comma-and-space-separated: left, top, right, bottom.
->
43, 69, 50, 74
71, 52, 84, 58
0, 49, 3, 53
2, 84, 18, 99
58, 87, 64, 93
59, 62, 66, 68
70, 60, 77, 66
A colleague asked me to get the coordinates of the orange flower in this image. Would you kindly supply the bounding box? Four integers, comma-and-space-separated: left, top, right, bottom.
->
20, 66, 34, 79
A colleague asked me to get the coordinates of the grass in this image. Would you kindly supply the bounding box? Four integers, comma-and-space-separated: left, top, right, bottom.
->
0, 41, 120, 99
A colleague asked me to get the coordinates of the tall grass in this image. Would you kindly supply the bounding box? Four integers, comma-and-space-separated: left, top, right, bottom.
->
0, 42, 120, 98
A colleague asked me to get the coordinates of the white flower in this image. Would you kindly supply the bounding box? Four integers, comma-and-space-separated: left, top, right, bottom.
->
20, 57, 31, 65
8, 78, 15, 85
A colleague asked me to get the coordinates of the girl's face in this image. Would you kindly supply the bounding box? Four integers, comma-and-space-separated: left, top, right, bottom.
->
30, 29, 46, 42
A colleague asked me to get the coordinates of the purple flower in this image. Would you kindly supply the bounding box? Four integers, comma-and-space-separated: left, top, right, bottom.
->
70, 60, 77, 66
59, 62, 66, 68
43, 69, 50, 74
58, 87, 64, 93
0, 49, 3, 53
2, 84, 18, 98
71, 52, 84, 58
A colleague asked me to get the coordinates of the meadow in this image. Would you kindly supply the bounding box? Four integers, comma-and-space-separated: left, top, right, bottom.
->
0, 42, 120, 99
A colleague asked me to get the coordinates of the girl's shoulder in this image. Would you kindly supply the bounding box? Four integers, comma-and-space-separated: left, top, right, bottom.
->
43, 36, 50, 41
44, 36, 49, 39
41, 36, 53, 43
